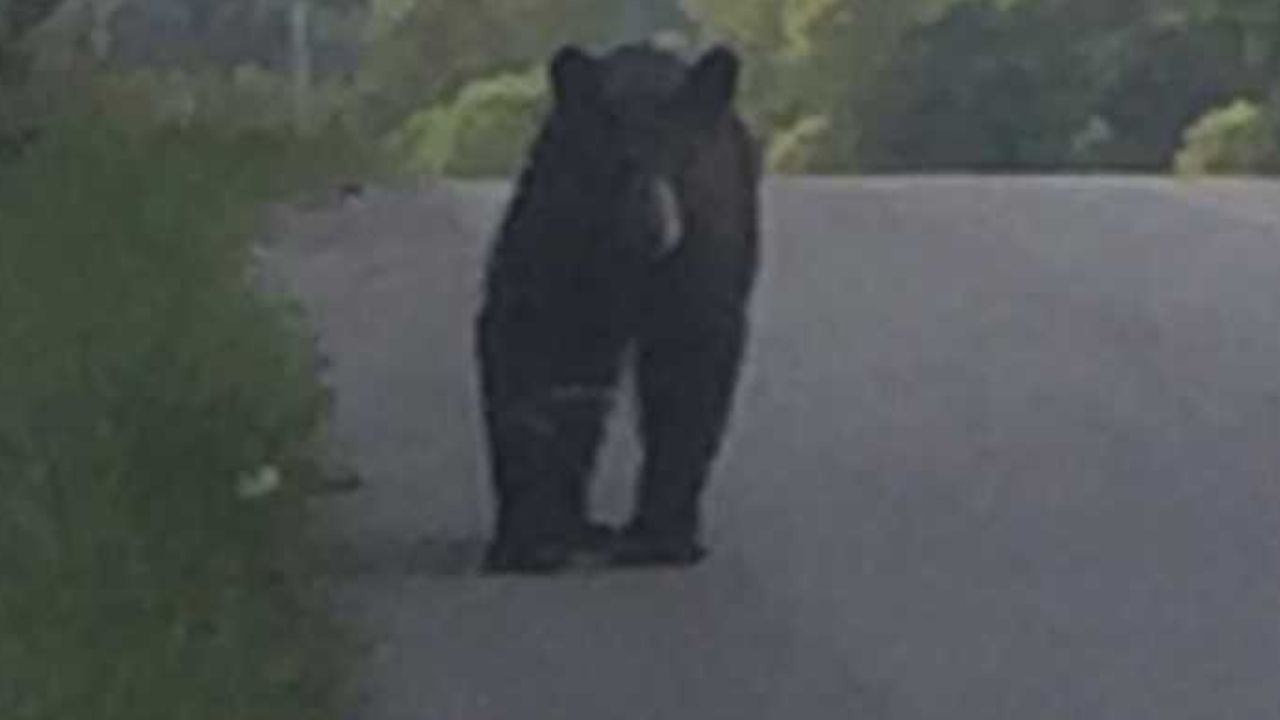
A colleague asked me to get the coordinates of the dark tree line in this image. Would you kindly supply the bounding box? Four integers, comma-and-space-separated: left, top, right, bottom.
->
6, 0, 1278, 174
851, 0, 1280, 171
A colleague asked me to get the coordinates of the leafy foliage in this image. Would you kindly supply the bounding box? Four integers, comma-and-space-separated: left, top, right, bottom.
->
0, 110, 356, 720
1175, 98, 1278, 174
676, 0, 1280, 173
386, 65, 548, 177
360, 0, 619, 132
766, 113, 831, 173
9, 0, 1280, 174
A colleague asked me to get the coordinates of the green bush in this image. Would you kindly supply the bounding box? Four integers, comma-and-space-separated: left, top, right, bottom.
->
1174, 99, 1279, 176
0, 113, 350, 720
92, 65, 367, 140
1067, 115, 1117, 168
766, 114, 833, 174
387, 67, 548, 177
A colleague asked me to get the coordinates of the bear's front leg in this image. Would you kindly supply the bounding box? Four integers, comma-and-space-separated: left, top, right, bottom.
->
476, 306, 627, 574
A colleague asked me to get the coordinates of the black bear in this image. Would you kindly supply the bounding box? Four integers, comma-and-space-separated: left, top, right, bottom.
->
476, 42, 761, 573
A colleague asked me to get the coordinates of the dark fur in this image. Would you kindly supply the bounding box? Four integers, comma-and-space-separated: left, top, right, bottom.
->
476, 43, 761, 555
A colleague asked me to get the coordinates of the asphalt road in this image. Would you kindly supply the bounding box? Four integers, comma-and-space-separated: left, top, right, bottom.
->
270, 177, 1280, 720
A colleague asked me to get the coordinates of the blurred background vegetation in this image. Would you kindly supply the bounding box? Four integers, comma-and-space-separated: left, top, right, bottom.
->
5, 0, 1280, 178
1, 1, 1277, 718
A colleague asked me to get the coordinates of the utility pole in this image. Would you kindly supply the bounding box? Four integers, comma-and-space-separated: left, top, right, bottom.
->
289, 0, 312, 134
89, 0, 114, 63
0, 0, 11, 48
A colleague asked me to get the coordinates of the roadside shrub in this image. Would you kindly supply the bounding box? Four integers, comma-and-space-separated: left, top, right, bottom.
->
1066, 114, 1117, 168
1174, 99, 1279, 176
387, 67, 548, 177
766, 113, 832, 174
0, 112, 349, 720
92, 65, 366, 139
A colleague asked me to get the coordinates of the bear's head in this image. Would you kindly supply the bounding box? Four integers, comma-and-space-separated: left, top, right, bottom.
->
540, 43, 742, 258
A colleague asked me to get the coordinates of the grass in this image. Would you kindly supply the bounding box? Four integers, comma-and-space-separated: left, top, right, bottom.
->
0, 111, 362, 720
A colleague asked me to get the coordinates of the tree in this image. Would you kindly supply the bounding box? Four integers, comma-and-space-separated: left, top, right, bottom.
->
799, 0, 1278, 171
361, 0, 622, 131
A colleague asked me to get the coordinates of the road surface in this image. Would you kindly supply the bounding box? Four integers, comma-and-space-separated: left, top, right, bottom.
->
269, 177, 1280, 720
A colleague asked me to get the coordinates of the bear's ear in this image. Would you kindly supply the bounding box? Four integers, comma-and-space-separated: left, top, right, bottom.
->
550, 45, 603, 114
677, 45, 740, 127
